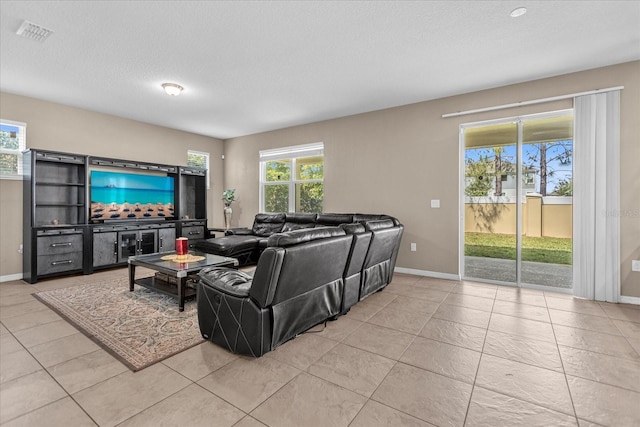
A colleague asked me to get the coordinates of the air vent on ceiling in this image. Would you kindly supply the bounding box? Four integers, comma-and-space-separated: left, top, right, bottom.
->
16, 20, 54, 42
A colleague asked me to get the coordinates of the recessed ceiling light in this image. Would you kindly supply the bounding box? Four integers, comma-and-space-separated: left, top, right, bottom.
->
510, 7, 527, 18
162, 83, 184, 96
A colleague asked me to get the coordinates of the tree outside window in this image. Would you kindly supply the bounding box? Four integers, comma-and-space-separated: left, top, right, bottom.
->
0, 120, 26, 179
260, 144, 324, 213
187, 150, 209, 188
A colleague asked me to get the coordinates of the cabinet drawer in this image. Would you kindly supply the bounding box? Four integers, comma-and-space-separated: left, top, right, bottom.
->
37, 234, 83, 255
37, 252, 83, 275
182, 226, 205, 240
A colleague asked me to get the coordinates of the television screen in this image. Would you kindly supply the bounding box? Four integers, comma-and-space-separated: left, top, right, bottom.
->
90, 170, 174, 221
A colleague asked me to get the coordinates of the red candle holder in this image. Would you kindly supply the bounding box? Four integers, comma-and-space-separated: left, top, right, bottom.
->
176, 237, 188, 260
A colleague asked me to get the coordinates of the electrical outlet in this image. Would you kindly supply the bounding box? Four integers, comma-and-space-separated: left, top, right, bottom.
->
632, 260, 640, 272
18, 244, 23, 254
410, 243, 417, 252
431, 199, 440, 208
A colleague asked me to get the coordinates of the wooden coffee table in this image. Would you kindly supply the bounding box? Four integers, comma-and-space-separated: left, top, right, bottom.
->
128, 250, 238, 311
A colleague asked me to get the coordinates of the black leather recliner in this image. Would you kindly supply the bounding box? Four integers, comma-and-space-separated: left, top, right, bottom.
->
197, 227, 352, 357
339, 223, 372, 313
359, 219, 404, 300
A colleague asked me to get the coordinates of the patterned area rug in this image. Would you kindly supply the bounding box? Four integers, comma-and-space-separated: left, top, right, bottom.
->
34, 278, 204, 371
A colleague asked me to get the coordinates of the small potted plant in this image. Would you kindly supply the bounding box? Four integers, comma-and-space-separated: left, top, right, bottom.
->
222, 189, 236, 229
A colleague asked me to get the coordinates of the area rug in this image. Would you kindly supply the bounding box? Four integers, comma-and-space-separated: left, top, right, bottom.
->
34, 278, 204, 372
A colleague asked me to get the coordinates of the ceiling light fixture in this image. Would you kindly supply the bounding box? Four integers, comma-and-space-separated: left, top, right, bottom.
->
16, 20, 54, 42
162, 83, 184, 96
510, 7, 527, 18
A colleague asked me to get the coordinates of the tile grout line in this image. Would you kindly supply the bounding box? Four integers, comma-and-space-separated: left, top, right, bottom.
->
2, 325, 101, 426
461, 290, 496, 426
346, 283, 449, 426
545, 292, 581, 426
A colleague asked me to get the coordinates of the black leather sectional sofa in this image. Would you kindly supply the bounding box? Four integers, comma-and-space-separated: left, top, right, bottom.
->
195, 212, 400, 266
196, 213, 403, 356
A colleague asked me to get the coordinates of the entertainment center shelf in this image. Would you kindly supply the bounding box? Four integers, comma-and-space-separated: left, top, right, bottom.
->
23, 148, 208, 283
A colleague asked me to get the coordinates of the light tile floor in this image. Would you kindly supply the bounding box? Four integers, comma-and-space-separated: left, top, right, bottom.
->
1, 270, 639, 426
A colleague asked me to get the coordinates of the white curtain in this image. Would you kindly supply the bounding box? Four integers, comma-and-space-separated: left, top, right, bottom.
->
573, 91, 620, 302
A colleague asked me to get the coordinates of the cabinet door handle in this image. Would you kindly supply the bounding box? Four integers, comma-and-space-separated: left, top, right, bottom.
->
159, 237, 163, 248
51, 260, 73, 266
188, 231, 200, 235
113, 241, 118, 256
50, 242, 72, 247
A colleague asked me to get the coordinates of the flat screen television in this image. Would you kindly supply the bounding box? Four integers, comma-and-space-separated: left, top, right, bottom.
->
90, 170, 175, 221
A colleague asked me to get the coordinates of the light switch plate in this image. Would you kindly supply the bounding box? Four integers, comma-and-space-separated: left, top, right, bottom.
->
632, 260, 640, 272
431, 199, 440, 208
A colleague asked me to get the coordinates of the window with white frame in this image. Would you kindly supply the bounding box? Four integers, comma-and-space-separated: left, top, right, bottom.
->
260, 142, 324, 213
0, 120, 26, 179
187, 150, 210, 188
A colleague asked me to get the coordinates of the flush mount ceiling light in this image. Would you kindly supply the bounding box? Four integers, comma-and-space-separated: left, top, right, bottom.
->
161, 83, 184, 96
510, 7, 528, 18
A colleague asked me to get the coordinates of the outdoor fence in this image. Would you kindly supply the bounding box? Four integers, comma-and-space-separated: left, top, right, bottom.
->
465, 194, 572, 238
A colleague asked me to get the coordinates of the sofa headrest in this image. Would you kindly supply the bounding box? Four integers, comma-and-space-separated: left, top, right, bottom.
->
354, 214, 400, 226
364, 219, 396, 231
267, 226, 346, 248
339, 223, 366, 234
285, 213, 318, 223
252, 213, 286, 237
282, 213, 318, 232
316, 213, 355, 226
254, 213, 286, 223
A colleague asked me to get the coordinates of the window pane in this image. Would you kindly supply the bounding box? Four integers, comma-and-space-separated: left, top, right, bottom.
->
265, 160, 291, 182
296, 182, 323, 213
187, 150, 210, 189
0, 124, 21, 150
187, 152, 207, 168
0, 153, 18, 174
264, 184, 289, 212
296, 156, 323, 180
1, 122, 25, 176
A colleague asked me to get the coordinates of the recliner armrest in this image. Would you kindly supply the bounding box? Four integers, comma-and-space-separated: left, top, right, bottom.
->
198, 267, 253, 297
225, 227, 254, 236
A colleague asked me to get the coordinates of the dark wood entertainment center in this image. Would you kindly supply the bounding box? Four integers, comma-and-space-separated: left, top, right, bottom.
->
22, 149, 208, 284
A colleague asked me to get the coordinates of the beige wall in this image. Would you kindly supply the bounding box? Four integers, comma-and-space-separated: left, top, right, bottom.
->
2, 62, 638, 297
224, 61, 640, 298
0, 93, 224, 277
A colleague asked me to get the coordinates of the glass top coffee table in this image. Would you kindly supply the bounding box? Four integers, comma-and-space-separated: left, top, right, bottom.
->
128, 250, 238, 311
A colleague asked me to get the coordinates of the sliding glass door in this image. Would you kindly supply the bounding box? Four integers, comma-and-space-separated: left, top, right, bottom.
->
463, 122, 518, 284
461, 110, 573, 290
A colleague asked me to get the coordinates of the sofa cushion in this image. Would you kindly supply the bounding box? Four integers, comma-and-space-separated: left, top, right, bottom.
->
198, 267, 253, 297
195, 235, 260, 257
354, 214, 399, 226
339, 223, 366, 234
316, 213, 354, 226
267, 226, 346, 248
252, 213, 286, 237
282, 213, 318, 232
364, 219, 396, 231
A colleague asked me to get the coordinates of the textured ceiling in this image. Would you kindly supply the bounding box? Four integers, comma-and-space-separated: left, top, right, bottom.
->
1, 1, 639, 139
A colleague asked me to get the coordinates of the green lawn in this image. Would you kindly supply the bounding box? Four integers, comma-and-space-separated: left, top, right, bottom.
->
465, 232, 572, 265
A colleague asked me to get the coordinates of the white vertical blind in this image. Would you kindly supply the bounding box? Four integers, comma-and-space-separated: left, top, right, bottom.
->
572, 91, 620, 302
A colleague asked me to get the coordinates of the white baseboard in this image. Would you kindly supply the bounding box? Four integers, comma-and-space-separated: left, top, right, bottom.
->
619, 295, 640, 305
0, 273, 24, 283
394, 267, 460, 282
